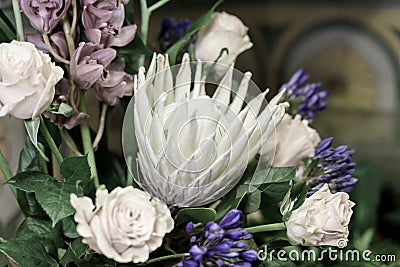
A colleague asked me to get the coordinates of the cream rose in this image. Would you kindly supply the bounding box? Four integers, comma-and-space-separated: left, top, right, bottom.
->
70, 187, 174, 263
0, 40, 63, 119
261, 113, 321, 168
195, 12, 253, 67
285, 184, 355, 247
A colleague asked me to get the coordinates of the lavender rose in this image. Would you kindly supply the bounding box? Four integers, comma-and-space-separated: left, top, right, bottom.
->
70, 186, 174, 263
0, 41, 63, 119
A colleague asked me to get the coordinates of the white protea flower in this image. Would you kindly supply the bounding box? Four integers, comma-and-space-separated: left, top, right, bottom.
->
123, 53, 288, 207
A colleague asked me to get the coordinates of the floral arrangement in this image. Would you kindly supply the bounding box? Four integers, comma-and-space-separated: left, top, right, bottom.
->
0, 0, 363, 266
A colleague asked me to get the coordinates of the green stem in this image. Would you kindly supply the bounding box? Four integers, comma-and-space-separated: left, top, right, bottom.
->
0, 149, 16, 196
40, 116, 63, 165
138, 0, 149, 68
148, 0, 170, 13
11, 0, 24, 41
78, 92, 99, 188
245, 222, 286, 234
140, 253, 189, 265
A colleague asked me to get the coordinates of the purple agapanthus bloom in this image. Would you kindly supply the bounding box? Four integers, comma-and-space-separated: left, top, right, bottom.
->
306, 137, 358, 195
280, 69, 328, 122
178, 209, 258, 267
158, 17, 193, 52
20, 0, 71, 34
82, 0, 136, 48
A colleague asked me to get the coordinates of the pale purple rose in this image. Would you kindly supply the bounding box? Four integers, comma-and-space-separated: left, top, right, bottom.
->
93, 59, 133, 106
20, 0, 71, 34
70, 42, 116, 89
82, 0, 136, 47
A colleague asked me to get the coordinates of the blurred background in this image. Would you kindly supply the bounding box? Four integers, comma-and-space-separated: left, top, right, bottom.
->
1, 0, 400, 263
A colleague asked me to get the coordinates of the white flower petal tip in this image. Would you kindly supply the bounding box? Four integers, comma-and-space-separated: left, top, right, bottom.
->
122, 54, 287, 207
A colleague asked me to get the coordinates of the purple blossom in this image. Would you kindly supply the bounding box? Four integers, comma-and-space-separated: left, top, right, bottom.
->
158, 17, 193, 52
178, 209, 257, 266
70, 42, 116, 89
280, 69, 328, 122
20, 0, 71, 34
82, 0, 136, 48
307, 137, 358, 195
26, 31, 68, 61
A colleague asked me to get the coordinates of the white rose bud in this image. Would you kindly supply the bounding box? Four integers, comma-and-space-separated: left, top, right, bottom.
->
195, 12, 253, 67
70, 187, 174, 263
285, 184, 355, 247
0, 40, 63, 119
261, 113, 321, 168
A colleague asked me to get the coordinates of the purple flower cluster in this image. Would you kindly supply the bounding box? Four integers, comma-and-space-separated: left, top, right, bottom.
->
307, 137, 357, 195
179, 209, 258, 267
158, 18, 193, 52
280, 69, 328, 122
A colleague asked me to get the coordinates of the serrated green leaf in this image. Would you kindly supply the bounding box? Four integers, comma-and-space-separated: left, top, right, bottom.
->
8, 171, 79, 226
16, 217, 63, 253
260, 182, 292, 204
175, 208, 217, 226
24, 119, 49, 161
62, 216, 80, 239
60, 238, 88, 267
166, 0, 223, 65
16, 191, 48, 218
60, 155, 90, 184
18, 138, 41, 173
0, 240, 58, 267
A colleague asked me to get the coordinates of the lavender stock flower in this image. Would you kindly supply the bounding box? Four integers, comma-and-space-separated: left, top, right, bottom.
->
280, 69, 328, 122
178, 209, 257, 267
306, 137, 358, 195
20, 0, 71, 34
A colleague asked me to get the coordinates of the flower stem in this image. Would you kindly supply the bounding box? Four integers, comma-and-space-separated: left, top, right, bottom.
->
42, 34, 70, 64
141, 253, 189, 265
148, 0, 170, 13
40, 116, 63, 166
70, 0, 78, 37
11, 0, 24, 41
78, 92, 99, 188
245, 222, 286, 234
92, 103, 108, 150
0, 150, 16, 196
138, 0, 149, 68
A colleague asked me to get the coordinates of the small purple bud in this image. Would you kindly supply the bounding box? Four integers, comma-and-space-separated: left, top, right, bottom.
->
186, 222, 194, 234
219, 209, 242, 229
225, 229, 249, 240
181, 259, 198, 267
218, 252, 240, 258
240, 250, 258, 262
211, 240, 233, 252
229, 262, 252, 267
189, 245, 207, 261
190, 236, 197, 243
233, 242, 248, 249
315, 138, 333, 156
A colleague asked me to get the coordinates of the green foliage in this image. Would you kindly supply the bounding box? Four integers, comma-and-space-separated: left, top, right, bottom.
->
0, 10, 16, 42
24, 119, 49, 161
59, 238, 88, 267
175, 208, 217, 226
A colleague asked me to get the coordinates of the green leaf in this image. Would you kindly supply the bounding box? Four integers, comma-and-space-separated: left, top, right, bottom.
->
61, 216, 80, 239
246, 167, 296, 186
18, 137, 41, 173
60, 155, 90, 184
175, 208, 217, 226
166, 0, 223, 65
7, 171, 79, 226
55, 103, 74, 117
260, 182, 293, 204
0, 10, 16, 41
240, 189, 262, 214
24, 119, 49, 161
16, 217, 63, 253
60, 238, 88, 267
16, 191, 48, 218
0, 240, 58, 267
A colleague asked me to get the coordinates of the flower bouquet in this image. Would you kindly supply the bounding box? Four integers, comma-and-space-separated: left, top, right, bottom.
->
0, 0, 362, 266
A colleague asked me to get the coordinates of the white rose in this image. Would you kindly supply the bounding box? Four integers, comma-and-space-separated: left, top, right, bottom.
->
285, 184, 355, 247
0, 40, 63, 119
70, 186, 174, 263
261, 113, 321, 167
195, 12, 253, 67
